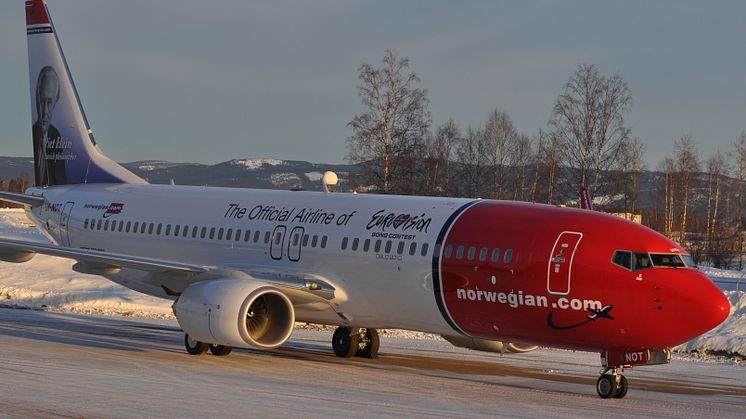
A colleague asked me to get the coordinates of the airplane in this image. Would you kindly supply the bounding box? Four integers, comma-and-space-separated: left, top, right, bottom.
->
0, 0, 730, 399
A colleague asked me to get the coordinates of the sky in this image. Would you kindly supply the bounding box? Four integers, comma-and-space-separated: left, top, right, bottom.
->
0, 1, 744, 167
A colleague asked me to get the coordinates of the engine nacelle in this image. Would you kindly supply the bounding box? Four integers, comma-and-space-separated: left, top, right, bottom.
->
173, 278, 295, 350
0, 249, 35, 263
441, 335, 538, 353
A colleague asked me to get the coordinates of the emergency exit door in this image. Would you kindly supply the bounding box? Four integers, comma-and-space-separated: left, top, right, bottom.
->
547, 231, 583, 296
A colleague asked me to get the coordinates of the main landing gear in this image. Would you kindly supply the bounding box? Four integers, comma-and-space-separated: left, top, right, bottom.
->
184, 334, 233, 356
596, 368, 628, 399
332, 327, 380, 359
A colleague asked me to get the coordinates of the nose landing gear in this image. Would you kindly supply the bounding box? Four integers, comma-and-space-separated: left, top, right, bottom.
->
596, 368, 628, 399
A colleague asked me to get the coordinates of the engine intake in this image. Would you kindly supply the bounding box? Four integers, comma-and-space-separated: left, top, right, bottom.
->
173, 278, 295, 350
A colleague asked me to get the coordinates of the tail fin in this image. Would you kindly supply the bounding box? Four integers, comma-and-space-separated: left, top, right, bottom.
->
26, 0, 146, 187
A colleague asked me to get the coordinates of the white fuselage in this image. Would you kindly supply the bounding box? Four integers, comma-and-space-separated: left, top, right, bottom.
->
26, 184, 475, 335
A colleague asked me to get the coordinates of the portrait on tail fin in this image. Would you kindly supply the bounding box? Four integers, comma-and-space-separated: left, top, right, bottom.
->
32, 65, 67, 186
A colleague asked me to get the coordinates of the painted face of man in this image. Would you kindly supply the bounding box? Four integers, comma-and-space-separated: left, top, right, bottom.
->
38, 70, 59, 133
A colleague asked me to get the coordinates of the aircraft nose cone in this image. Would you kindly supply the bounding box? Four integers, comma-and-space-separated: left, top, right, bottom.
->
696, 281, 730, 334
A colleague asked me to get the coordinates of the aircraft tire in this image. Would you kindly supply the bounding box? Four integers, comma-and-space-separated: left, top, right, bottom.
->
596, 374, 616, 399
209, 344, 233, 356
185, 334, 209, 355
355, 328, 380, 359
332, 326, 358, 358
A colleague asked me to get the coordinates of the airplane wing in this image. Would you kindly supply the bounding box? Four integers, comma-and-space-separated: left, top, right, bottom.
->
0, 237, 336, 301
0, 191, 45, 207
0, 237, 207, 273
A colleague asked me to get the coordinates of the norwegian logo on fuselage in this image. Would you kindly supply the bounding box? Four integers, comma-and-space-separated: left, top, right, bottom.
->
102, 203, 124, 218
366, 209, 432, 233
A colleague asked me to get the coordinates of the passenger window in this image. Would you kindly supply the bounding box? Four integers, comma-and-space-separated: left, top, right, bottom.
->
504, 249, 513, 264
467, 246, 476, 260
208, 227, 215, 239
103, 220, 109, 231
192, 226, 198, 238
128, 221, 134, 233
183, 225, 189, 238
612, 250, 632, 270
156, 223, 162, 235
409, 242, 417, 256
200, 227, 207, 239
174, 225, 180, 236
292, 233, 300, 246
141, 222, 147, 234
264, 232, 271, 244
321, 236, 328, 248
148, 223, 154, 234
341, 237, 348, 250
84, 219, 89, 229
385, 240, 392, 253
397, 241, 405, 255
311, 235, 318, 247
226, 228, 232, 241
273, 232, 281, 245
243, 229, 250, 242
444, 245, 453, 259
118, 221, 124, 232
217, 228, 224, 240
421, 243, 429, 257
363, 239, 371, 252
374, 239, 382, 252
491, 248, 500, 263
303, 234, 309, 247
97, 220, 102, 230
253, 231, 260, 242
110, 221, 116, 231
479, 247, 488, 262
455, 245, 464, 260
352, 238, 359, 251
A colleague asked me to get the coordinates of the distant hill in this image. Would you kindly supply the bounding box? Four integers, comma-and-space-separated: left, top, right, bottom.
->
0, 156, 362, 192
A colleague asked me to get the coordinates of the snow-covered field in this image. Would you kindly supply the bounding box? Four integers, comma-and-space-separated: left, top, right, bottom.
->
0, 209, 744, 356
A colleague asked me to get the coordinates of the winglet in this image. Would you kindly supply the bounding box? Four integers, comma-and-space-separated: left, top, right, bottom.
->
579, 186, 593, 210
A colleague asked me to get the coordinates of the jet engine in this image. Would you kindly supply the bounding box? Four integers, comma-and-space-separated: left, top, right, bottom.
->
173, 278, 295, 350
442, 335, 538, 353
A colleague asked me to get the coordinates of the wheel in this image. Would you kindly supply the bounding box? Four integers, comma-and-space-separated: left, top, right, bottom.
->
210, 344, 233, 356
355, 328, 380, 359
184, 334, 209, 355
613, 375, 628, 399
332, 326, 359, 358
596, 374, 616, 399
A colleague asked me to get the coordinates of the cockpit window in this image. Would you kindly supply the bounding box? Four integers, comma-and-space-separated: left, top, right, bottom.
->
682, 254, 696, 268
650, 253, 687, 268
612, 250, 652, 271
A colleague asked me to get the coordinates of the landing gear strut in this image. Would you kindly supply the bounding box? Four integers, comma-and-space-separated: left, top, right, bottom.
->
596, 368, 628, 399
332, 327, 380, 358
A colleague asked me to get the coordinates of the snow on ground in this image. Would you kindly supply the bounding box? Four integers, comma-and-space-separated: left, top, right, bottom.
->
0, 209, 744, 356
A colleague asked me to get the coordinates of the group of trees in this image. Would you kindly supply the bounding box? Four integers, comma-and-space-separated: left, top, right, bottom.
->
346, 49, 745, 268
0, 174, 30, 208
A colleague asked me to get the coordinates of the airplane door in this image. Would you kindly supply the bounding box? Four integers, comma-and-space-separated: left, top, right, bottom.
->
547, 231, 583, 296
59, 201, 74, 247
270, 225, 286, 260
287, 226, 304, 262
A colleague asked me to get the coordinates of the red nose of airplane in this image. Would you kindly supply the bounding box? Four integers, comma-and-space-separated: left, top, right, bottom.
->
691, 277, 730, 337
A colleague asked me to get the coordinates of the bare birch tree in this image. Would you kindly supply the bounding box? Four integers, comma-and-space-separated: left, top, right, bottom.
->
549, 64, 632, 202
347, 50, 431, 194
